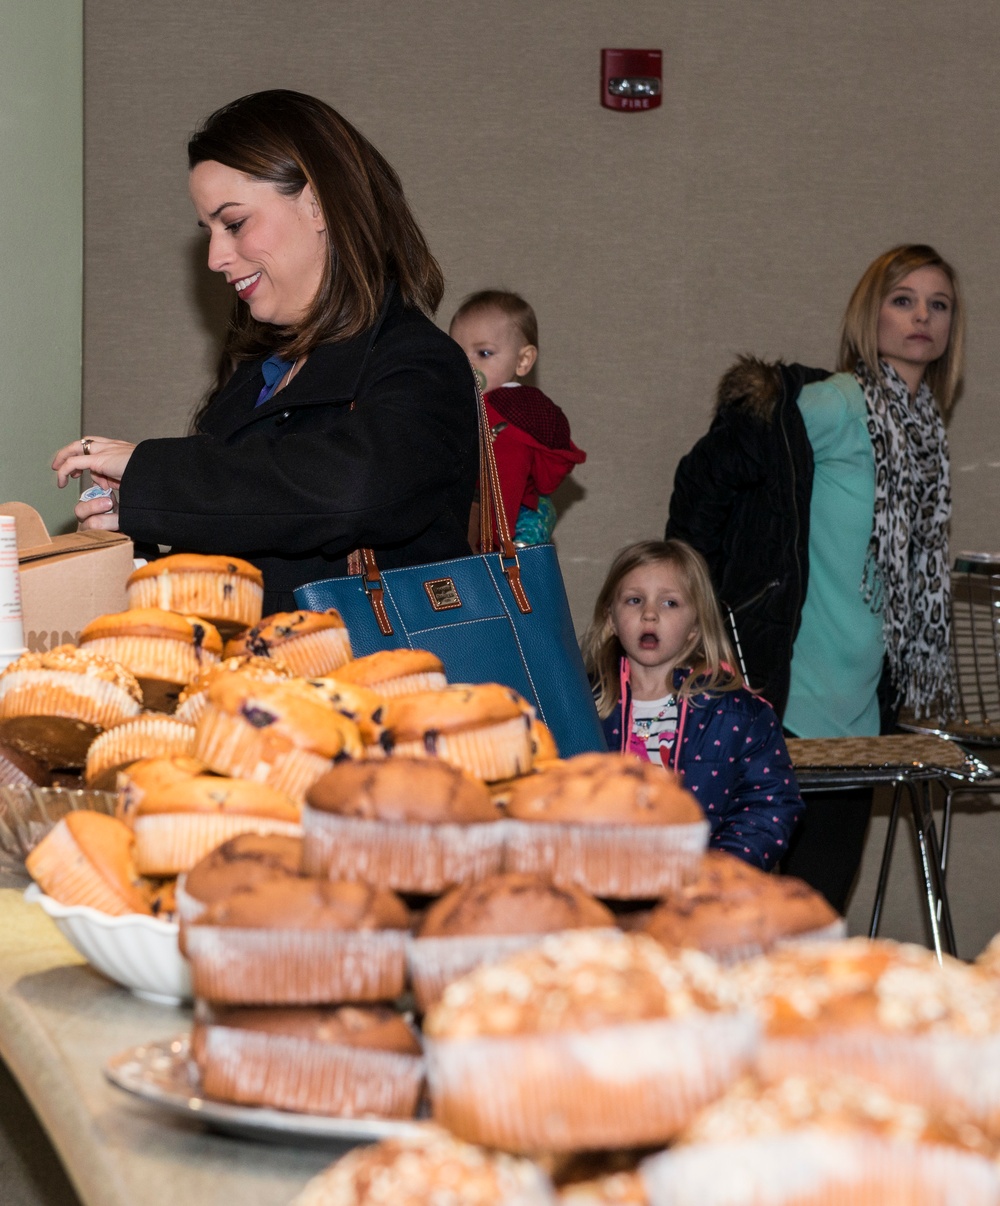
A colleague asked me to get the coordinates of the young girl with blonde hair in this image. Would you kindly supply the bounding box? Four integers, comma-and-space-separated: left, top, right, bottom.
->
584, 539, 803, 870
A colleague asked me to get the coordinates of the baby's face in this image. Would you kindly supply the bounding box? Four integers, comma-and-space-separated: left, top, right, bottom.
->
450, 310, 533, 394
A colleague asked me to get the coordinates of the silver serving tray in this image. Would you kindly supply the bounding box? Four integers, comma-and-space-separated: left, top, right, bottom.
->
105, 1035, 424, 1146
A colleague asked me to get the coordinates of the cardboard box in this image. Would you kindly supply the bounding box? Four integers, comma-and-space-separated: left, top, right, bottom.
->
0, 502, 134, 653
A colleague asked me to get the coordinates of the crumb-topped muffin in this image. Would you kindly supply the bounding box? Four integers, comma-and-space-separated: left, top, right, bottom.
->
290, 1126, 556, 1206
644, 850, 842, 962
424, 930, 757, 1152
183, 876, 410, 1004
193, 676, 363, 803
224, 609, 352, 677
410, 873, 617, 1011
193, 1003, 423, 1118
127, 554, 264, 636
503, 754, 708, 899
302, 757, 502, 891
0, 645, 143, 766
730, 937, 1000, 1131
79, 608, 223, 712
380, 682, 534, 782
641, 1073, 1000, 1206
130, 773, 301, 876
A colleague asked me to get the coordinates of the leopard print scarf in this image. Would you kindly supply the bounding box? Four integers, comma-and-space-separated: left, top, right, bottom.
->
857, 359, 955, 719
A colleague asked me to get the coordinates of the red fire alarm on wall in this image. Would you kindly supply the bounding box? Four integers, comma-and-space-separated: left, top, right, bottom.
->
601, 48, 662, 111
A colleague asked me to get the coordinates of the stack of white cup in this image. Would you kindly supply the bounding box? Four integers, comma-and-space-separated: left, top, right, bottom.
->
0, 516, 26, 671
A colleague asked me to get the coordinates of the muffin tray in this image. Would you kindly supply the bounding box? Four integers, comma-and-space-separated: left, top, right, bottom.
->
105, 1035, 425, 1146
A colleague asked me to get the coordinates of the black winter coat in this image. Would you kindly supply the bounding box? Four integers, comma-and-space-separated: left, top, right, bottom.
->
119, 287, 479, 613
666, 358, 830, 719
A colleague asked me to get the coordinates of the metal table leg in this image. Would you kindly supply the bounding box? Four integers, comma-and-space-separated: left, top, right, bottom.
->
869, 780, 904, 939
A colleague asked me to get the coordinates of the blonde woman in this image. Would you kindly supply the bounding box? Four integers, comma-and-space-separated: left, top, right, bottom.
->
667, 244, 963, 907
583, 539, 803, 871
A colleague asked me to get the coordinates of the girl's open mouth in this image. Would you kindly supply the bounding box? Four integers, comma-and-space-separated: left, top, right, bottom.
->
639, 633, 659, 649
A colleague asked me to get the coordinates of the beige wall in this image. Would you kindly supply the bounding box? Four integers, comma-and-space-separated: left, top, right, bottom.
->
83, 1, 1000, 630
1, 0, 82, 534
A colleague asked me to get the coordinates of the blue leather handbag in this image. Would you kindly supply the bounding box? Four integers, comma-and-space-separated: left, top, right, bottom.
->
293, 378, 606, 758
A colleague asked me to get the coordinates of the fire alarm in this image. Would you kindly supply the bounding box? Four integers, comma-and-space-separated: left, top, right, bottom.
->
601, 48, 662, 111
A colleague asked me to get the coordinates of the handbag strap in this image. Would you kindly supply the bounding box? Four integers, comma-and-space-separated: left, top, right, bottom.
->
350, 368, 532, 636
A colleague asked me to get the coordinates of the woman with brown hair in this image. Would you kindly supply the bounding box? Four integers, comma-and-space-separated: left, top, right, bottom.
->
52, 89, 478, 612
667, 244, 964, 908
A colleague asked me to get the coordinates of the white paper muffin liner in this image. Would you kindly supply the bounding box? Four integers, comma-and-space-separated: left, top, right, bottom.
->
128, 570, 263, 632
425, 1011, 758, 1153
81, 634, 218, 689
174, 874, 206, 926
84, 714, 196, 787
501, 818, 709, 899
640, 1130, 1000, 1205
408, 928, 620, 1013
301, 808, 505, 891
759, 1029, 1000, 1133
265, 627, 354, 677
390, 715, 534, 782
196, 1022, 423, 1117
184, 925, 408, 1004
132, 812, 302, 876
193, 703, 335, 803
372, 670, 447, 696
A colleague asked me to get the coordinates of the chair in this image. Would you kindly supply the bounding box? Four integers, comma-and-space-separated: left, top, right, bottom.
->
785, 733, 990, 961
897, 553, 1000, 882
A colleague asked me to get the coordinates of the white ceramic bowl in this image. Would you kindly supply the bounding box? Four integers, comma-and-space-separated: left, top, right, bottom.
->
24, 883, 191, 1005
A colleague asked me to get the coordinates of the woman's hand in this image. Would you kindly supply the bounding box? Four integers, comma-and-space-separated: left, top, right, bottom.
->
52, 437, 135, 489
51, 437, 135, 531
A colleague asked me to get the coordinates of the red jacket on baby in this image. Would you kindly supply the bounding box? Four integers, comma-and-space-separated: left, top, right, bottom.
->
484, 385, 586, 534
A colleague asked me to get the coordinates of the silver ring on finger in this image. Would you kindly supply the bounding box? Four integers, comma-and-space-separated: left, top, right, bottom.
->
80, 437, 93, 456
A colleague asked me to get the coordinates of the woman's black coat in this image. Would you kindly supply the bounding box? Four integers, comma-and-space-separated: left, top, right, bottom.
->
118, 287, 479, 612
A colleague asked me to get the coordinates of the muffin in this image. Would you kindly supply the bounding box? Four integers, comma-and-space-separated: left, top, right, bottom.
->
409, 873, 617, 1011
193, 676, 363, 803
174, 655, 292, 726
84, 713, 196, 789
730, 937, 1000, 1131
126, 554, 264, 637
380, 683, 535, 781
330, 648, 446, 696
0, 646, 143, 766
78, 608, 223, 712
291, 1126, 556, 1206
192, 1003, 423, 1118
299, 677, 387, 747
25, 810, 150, 915
424, 930, 757, 1153
115, 755, 205, 823
302, 758, 504, 892
503, 754, 708, 899
640, 1074, 1000, 1206
130, 774, 301, 876
643, 850, 843, 962
223, 609, 352, 676
183, 876, 410, 1004
176, 832, 303, 924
